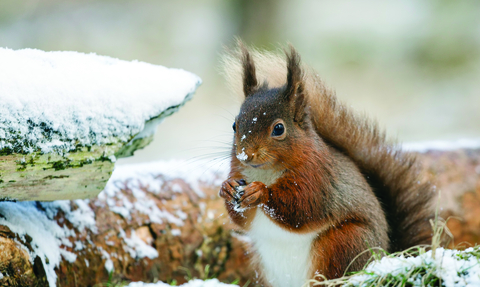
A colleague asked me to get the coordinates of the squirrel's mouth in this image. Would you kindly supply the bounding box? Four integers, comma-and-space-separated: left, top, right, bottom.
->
248, 163, 266, 168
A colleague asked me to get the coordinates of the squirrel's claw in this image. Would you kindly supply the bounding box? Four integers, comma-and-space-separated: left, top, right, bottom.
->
219, 179, 241, 202
238, 181, 268, 208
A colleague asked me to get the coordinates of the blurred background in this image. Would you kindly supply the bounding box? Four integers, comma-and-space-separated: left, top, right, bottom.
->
1, 0, 479, 164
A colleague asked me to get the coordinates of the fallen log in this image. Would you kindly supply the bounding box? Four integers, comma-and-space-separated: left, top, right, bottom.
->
0, 145, 479, 286
416, 147, 480, 246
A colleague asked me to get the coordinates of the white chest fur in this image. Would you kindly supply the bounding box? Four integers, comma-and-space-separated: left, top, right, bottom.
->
241, 167, 284, 186
248, 209, 317, 287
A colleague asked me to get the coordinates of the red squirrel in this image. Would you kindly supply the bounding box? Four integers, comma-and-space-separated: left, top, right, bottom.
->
219, 43, 433, 287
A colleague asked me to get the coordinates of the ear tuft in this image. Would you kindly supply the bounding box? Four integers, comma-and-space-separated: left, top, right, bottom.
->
239, 41, 258, 97
285, 44, 303, 101
285, 45, 308, 125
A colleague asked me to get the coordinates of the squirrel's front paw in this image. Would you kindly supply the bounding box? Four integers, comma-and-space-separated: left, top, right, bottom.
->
219, 179, 246, 202
238, 181, 268, 209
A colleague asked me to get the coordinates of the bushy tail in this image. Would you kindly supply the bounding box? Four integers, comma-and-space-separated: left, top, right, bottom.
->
222, 43, 434, 252
308, 76, 434, 252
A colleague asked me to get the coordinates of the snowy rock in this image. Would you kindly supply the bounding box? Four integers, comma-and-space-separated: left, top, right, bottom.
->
0, 48, 201, 201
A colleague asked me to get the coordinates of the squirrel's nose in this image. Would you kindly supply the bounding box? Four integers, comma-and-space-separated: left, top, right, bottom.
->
236, 147, 255, 163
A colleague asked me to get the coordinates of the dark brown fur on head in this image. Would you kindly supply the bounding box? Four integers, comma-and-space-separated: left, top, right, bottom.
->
234, 45, 318, 170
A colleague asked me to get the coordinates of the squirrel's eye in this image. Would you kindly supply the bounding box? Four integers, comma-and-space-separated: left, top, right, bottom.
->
232, 122, 236, 133
272, 123, 285, 136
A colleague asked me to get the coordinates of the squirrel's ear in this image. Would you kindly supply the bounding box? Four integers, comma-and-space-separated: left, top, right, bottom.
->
293, 83, 308, 124
285, 45, 302, 101
285, 45, 308, 124
240, 43, 258, 97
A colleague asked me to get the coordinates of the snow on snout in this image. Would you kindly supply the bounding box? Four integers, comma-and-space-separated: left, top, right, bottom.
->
236, 148, 248, 161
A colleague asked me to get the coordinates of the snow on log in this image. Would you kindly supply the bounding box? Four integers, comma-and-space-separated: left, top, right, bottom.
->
0, 48, 201, 201
0, 160, 254, 287
0, 144, 479, 286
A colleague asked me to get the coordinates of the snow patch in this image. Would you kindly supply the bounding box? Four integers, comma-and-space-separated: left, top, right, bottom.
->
120, 229, 158, 259
0, 201, 77, 287
349, 247, 480, 287
98, 246, 114, 273
0, 48, 201, 155
102, 159, 227, 199
40, 199, 97, 233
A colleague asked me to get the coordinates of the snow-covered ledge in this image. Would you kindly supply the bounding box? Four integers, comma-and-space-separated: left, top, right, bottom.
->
0, 48, 201, 201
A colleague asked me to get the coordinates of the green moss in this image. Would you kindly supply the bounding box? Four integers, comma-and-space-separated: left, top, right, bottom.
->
0, 145, 116, 200
43, 175, 70, 179
0, 146, 14, 156
115, 135, 153, 158
15, 158, 28, 171
51, 159, 71, 171
28, 156, 35, 166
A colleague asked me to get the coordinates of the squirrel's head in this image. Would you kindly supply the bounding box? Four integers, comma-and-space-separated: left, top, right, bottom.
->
232, 45, 313, 170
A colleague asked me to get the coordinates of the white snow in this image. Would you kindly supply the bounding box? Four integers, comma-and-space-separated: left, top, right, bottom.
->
171, 183, 183, 193
127, 279, 238, 287
403, 138, 480, 153
0, 201, 76, 287
120, 229, 158, 259
348, 247, 480, 287
236, 149, 248, 161
102, 159, 227, 199
98, 246, 114, 273
0, 48, 201, 155
74, 241, 84, 251
40, 199, 98, 233
104, 257, 114, 273
98, 159, 227, 227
